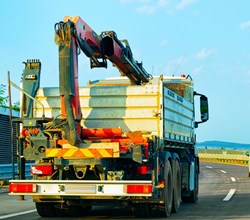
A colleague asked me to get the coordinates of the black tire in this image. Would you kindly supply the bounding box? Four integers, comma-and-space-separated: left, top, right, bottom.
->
36, 203, 57, 217
152, 160, 173, 217
172, 159, 181, 213
164, 160, 173, 216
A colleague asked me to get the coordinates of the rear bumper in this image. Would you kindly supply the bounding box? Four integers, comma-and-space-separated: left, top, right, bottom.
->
9, 180, 153, 198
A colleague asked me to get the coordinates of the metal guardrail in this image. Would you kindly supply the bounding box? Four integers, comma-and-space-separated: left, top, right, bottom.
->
199, 153, 249, 165
0, 163, 33, 180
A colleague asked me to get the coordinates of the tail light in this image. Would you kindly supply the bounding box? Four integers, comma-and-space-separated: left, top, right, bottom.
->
9, 183, 36, 193
31, 165, 53, 175
126, 184, 152, 194
136, 166, 152, 175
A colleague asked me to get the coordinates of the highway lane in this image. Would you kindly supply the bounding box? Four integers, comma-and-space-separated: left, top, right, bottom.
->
1, 162, 250, 219
172, 162, 250, 219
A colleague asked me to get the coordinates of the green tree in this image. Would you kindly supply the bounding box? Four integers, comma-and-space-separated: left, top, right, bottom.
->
12, 101, 20, 111
0, 84, 7, 107
0, 84, 20, 111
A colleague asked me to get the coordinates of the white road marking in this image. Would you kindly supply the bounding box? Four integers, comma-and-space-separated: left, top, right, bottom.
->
223, 189, 236, 201
231, 177, 236, 182
220, 170, 227, 174
0, 209, 36, 219
206, 166, 213, 169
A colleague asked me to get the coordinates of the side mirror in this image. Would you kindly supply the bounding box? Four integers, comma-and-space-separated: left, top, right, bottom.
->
194, 92, 209, 128
200, 95, 209, 122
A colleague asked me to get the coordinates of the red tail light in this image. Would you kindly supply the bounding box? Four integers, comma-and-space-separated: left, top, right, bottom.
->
136, 166, 152, 175
126, 184, 152, 194
9, 183, 36, 193
31, 165, 53, 175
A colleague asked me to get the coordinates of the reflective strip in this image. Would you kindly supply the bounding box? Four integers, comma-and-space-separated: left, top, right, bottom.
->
98, 149, 112, 157
83, 149, 95, 157
46, 149, 61, 157
46, 148, 115, 158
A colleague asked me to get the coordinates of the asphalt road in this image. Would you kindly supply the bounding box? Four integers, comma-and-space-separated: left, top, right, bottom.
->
1, 162, 250, 220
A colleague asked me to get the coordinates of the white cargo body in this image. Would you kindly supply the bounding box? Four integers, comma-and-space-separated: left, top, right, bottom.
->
35, 76, 195, 145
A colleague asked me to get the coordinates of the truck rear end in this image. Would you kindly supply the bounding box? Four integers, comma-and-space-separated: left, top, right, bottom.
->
9, 75, 208, 217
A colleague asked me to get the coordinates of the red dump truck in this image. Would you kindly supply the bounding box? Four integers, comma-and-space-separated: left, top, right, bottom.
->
9, 16, 209, 217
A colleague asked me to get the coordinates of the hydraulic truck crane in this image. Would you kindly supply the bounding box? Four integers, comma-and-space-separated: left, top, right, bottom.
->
53, 16, 152, 147
9, 16, 209, 218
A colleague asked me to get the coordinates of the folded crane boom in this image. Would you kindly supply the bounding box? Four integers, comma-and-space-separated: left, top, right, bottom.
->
55, 16, 152, 85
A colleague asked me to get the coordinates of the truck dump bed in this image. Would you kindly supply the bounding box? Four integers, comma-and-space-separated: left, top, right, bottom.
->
35, 76, 194, 146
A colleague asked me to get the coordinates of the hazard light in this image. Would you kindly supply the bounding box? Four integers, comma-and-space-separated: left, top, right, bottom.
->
9, 183, 36, 193
126, 184, 152, 194
31, 165, 53, 175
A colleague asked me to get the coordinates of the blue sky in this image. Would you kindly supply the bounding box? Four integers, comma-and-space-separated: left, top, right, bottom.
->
1, 0, 250, 144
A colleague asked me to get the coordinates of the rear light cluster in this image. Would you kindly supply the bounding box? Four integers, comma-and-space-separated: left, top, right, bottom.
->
9, 183, 36, 193
126, 184, 152, 194
136, 165, 152, 175
31, 165, 53, 175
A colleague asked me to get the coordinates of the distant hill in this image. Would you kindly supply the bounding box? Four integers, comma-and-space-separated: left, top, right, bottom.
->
197, 140, 250, 150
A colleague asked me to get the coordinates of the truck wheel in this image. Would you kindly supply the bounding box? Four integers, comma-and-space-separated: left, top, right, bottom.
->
172, 159, 181, 213
164, 160, 173, 216
152, 160, 173, 217
36, 203, 57, 217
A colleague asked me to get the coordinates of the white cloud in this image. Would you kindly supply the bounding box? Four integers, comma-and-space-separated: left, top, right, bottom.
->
157, 0, 168, 7
121, 0, 196, 15
196, 48, 216, 60
136, 5, 157, 14
176, 0, 197, 10
136, 0, 169, 14
240, 20, 250, 30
